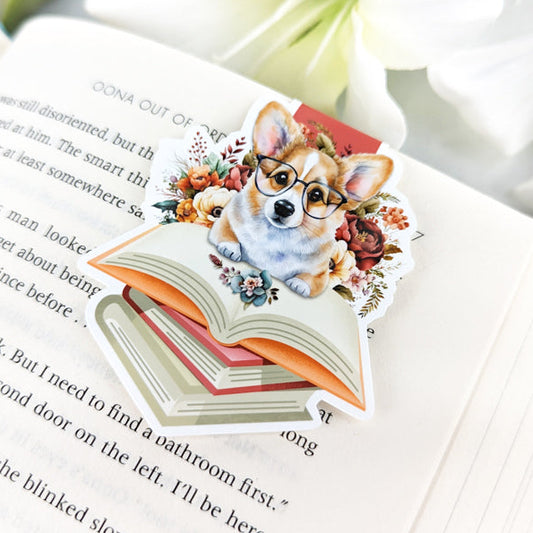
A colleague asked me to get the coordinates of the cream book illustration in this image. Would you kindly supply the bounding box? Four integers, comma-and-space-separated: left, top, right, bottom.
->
89, 223, 365, 408
86, 224, 370, 435
94, 293, 316, 429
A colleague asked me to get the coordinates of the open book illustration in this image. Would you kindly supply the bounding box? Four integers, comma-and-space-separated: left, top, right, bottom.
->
83, 99, 415, 435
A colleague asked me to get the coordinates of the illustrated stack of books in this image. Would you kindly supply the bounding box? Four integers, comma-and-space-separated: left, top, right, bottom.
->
87, 223, 367, 431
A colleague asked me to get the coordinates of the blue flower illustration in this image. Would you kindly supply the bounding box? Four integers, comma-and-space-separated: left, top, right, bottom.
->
209, 254, 279, 308
230, 269, 272, 306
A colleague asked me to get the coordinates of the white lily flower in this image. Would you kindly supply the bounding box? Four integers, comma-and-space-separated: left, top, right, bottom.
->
86, 0, 503, 148
358, 0, 504, 70
513, 177, 533, 213
0, 26, 8, 54
428, 1, 533, 155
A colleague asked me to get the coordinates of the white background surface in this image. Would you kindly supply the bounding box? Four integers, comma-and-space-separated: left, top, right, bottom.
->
33, 0, 533, 216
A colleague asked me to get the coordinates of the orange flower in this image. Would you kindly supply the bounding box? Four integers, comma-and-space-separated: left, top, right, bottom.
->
175, 198, 198, 222
178, 165, 223, 192
380, 206, 409, 230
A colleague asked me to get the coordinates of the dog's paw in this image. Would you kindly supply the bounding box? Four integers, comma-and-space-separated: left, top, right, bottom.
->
286, 277, 311, 298
217, 242, 242, 262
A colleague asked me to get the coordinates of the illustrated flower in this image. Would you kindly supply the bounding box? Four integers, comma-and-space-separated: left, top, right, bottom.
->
224, 164, 252, 192
380, 206, 409, 230
210, 254, 280, 306
299, 123, 314, 140
192, 186, 237, 227
166, 175, 183, 194
230, 269, 272, 306
329, 239, 356, 286
242, 276, 263, 296
336, 213, 385, 271
175, 198, 198, 223
219, 265, 240, 286
178, 164, 223, 193
88, 0, 504, 148
348, 267, 375, 295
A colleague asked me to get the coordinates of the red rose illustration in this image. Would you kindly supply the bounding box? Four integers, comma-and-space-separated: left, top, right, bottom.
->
336, 214, 385, 271
225, 164, 252, 192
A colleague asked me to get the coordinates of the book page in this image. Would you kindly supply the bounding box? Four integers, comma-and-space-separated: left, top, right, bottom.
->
411, 256, 533, 533
1, 17, 533, 533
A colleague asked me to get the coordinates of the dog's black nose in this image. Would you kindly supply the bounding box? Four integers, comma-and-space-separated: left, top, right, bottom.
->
274, 199, 295, 218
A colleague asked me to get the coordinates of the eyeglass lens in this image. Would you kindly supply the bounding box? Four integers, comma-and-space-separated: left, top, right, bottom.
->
256, 159, 297, 196
255, 156, 345, 219
304, 183, 344, 218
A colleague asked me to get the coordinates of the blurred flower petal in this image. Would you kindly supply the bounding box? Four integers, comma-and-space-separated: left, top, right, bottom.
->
252, 3, 352, 118
428, 1, 533, 155
87, 0, 409, 146
358, 0, 504, 69
215, 0, 307, 66
215, 0, 337, 75
0, 25, 9, 54
342, 11, 406, 148
226, 3, 406, 146
86, 0, 283, 58
513, 177, 533, 213
428, 33, 533, 155
2, 0, 50, 32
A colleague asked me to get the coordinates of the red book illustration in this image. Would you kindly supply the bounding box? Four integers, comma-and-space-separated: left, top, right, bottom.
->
123, 286, 312, 395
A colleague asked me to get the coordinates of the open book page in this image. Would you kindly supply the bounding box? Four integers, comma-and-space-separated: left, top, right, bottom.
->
1, 17, 533, 533
95, 224, 243, 332
123, 287, 311, 390
411, 255, 533, 533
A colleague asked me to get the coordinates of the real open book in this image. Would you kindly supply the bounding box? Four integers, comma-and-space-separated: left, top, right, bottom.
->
1, 16, 533, 533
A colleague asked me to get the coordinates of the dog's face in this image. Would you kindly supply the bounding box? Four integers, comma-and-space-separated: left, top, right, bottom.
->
248, 146, 345, 241
209, 102, 394, 296
247, 102, 394, 239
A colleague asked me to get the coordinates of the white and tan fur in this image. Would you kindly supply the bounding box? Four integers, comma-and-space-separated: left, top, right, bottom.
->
209, 102, 393, 297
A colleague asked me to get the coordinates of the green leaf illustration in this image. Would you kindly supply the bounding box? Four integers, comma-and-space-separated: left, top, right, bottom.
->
376, 192, 400, 203
242, 151, 258, 169
152, 200, 178, 213
333, 284, 355, 301
358, 283, 386, 317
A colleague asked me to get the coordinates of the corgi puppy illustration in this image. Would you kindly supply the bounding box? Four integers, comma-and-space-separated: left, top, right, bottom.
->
208, 102, 394, 297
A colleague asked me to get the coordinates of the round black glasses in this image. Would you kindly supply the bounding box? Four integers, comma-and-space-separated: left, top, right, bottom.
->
254, 154, 347, 219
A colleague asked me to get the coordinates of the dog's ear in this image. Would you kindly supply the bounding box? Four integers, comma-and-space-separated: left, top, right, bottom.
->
253, 102, 303, 157
339, 154, 393, 205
